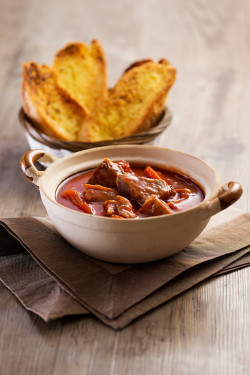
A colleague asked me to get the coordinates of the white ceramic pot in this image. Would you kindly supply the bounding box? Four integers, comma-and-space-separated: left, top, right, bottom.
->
20, 145, 243, 263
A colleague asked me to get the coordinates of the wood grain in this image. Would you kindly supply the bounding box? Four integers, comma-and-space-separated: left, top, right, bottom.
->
0, 0, 250, 374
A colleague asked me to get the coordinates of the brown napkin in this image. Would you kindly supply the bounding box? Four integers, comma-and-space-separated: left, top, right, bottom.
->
0, 209, 250, 329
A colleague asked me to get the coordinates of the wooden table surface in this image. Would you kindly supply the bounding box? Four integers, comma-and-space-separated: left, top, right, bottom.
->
1, 0, 250, 374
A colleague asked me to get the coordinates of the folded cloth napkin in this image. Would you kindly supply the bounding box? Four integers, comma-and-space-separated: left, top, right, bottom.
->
0, 208, 250, 329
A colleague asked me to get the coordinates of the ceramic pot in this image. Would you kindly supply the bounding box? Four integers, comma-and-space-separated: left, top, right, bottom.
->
20, 145, 243, 263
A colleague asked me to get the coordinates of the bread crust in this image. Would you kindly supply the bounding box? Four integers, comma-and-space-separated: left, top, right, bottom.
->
123, 59, 153, 73
21, 79, 43, 128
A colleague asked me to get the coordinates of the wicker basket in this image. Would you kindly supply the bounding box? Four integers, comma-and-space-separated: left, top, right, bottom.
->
19, 107, 172, 157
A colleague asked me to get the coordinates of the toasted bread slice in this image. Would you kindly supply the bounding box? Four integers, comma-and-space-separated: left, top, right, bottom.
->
77, 59, 176, 142
52, 40, 107, 114
21, 62, 85, 141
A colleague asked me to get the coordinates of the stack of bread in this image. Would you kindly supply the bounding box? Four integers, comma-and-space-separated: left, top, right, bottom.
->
21, 40, 176, 142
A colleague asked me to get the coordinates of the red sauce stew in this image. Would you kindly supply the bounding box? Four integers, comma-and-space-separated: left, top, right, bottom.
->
56, 158, 204, 218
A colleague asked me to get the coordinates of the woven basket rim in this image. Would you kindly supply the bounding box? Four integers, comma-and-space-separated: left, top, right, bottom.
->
19, 107, 172, 152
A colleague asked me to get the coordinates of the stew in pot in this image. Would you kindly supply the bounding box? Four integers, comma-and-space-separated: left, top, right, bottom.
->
56, 158, 204, 218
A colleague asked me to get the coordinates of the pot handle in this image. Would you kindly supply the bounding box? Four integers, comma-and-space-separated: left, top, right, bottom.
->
202, 181, 243, 217
20, 149, 58, 187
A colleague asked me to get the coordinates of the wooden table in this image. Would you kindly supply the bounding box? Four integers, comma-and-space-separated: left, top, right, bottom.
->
1, 0, 250, 373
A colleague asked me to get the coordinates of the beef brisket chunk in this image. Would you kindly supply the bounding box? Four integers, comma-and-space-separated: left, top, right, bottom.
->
117, 174, 174, 206
103, 200, 118, 217
88, 158, 125, 189
139, 196, 173, 216
116, 195, 137, 218
84, 184, 117, 202
116, 160, 135, 175
103, 195, 136, 218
